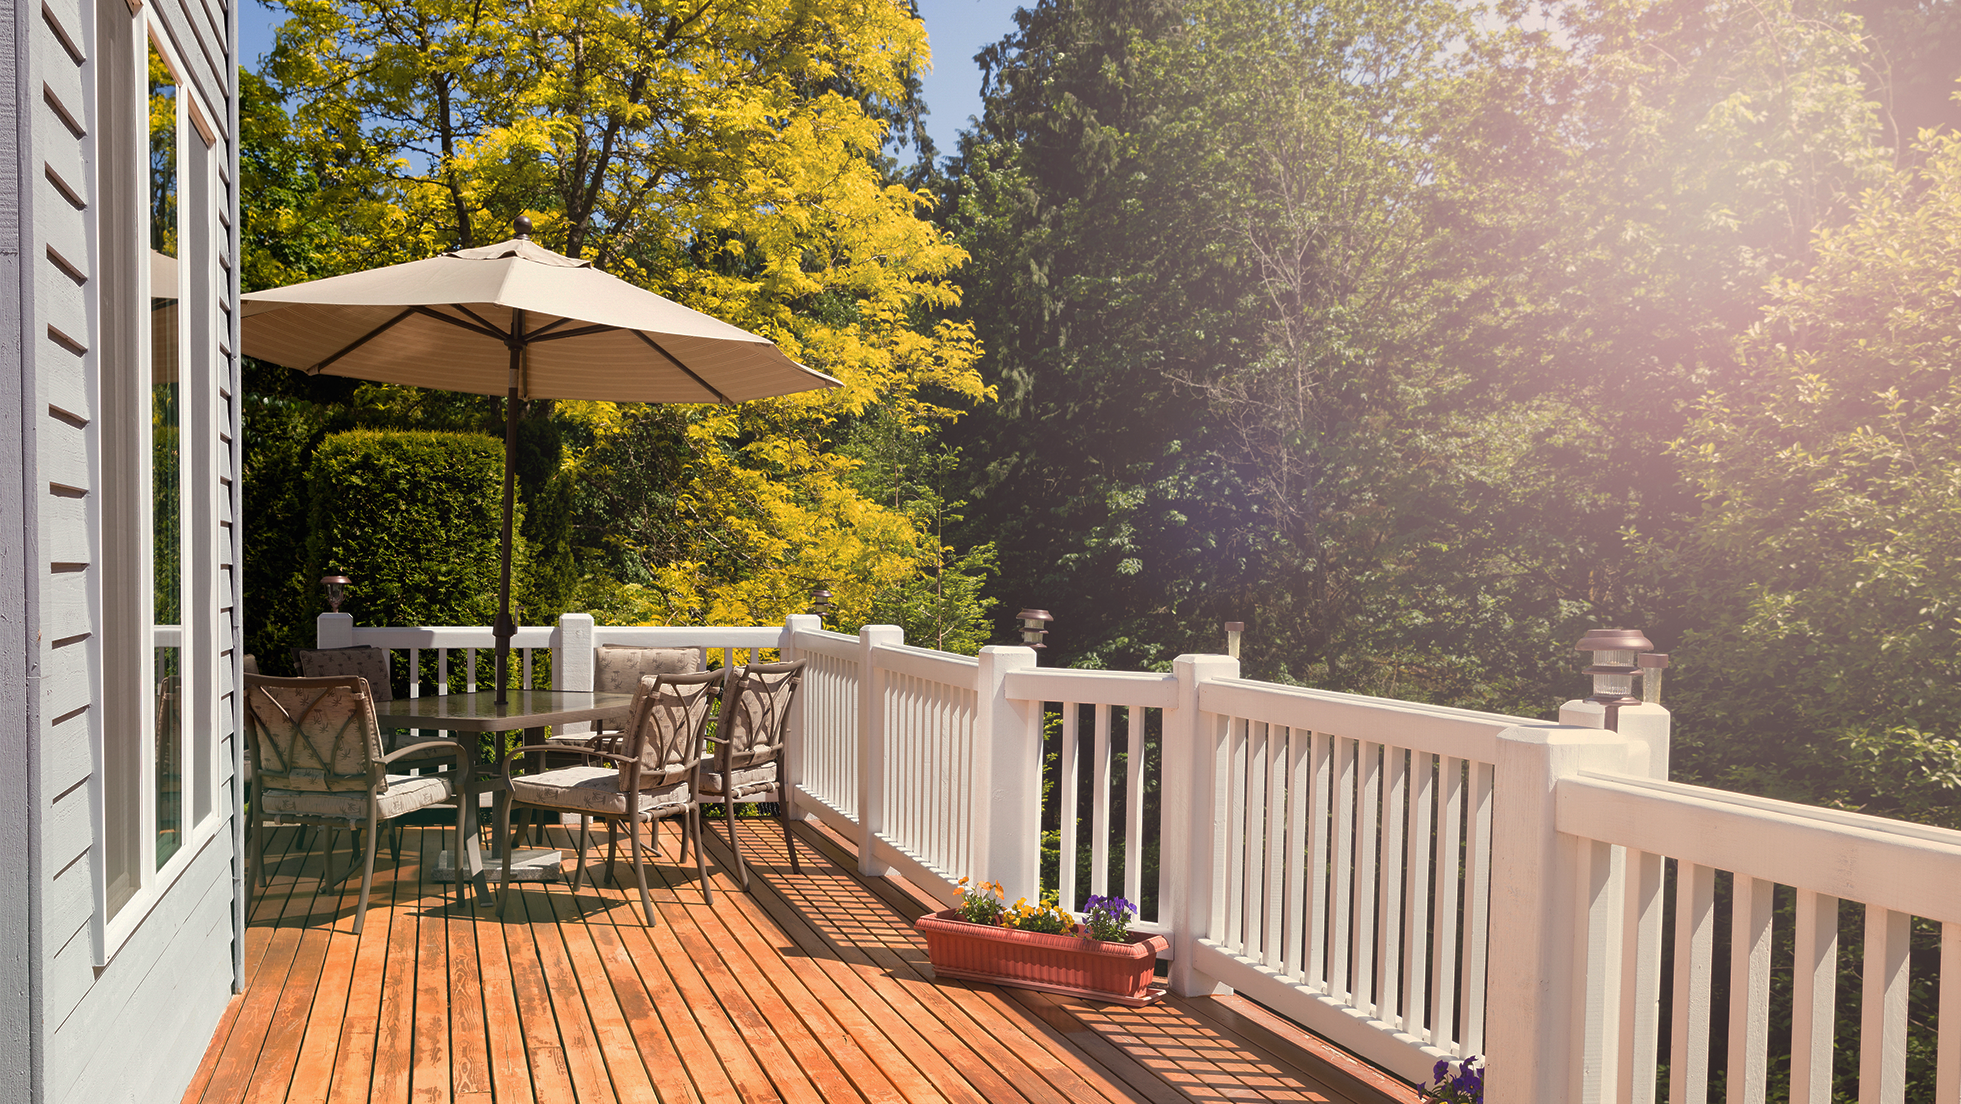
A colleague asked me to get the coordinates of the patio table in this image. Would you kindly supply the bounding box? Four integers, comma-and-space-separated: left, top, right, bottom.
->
372, 689, 637, 899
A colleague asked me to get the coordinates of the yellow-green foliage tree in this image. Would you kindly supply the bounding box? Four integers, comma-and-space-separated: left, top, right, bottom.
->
260, 0, 992, 641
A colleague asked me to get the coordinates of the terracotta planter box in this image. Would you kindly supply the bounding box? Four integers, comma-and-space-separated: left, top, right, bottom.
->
914, 909, 1169, 1006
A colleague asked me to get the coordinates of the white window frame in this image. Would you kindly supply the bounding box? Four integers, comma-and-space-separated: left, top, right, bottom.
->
88, 11, 224, 964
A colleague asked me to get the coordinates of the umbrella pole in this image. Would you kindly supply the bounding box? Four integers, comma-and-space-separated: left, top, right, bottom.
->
494, 315, 523, 706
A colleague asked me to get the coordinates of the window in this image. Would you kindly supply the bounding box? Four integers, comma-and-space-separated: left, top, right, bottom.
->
93, 9, 218, 955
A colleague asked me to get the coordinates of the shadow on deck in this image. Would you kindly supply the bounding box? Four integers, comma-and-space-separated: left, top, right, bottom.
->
184, 812, 1418, 1104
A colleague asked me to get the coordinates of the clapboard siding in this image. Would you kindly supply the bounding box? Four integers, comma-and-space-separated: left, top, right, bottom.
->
42, 710, 92, 805
40, 794, 92, 947
39, 342, 87, 422
40, 493, 87, 564
48, 838, 234, 1104
40, 639, 89, 737
39, 417, 87, 492
40, 567, 88, 642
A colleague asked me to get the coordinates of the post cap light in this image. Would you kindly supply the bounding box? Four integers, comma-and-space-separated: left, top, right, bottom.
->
1016, 609, 1052, 650
809, 585, 834, 619
320, 574, 352, 613
1576, 627, 1656, 730
1224, 621, 1245, 660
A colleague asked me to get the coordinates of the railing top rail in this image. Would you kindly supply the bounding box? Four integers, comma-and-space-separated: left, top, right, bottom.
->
1004, 667, 1178, 709
590, 624, 786, 647
872, 641, 979, 684
1560, 771, 1961, 920
1198, 677, 1552, 762
349, 625, 553, 648
788, 627, 863, 662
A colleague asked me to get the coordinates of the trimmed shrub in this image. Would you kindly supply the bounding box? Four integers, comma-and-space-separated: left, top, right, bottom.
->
304, 430, 526, 630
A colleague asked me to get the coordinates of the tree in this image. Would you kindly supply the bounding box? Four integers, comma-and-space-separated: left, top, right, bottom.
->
246, 0, 994, 645
1671, 130, 1961, 823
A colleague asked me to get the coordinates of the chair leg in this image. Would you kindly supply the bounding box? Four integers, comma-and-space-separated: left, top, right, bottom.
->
605, 819, 620, 886
625, 810, 657, 926
575, 815, 598, 895
781, 795, 800, 875
251, 794, 265, 889
691, 808, 713, 906
353, 815, 380, 937
723, 794, 748, 889
389, 821, 403, 866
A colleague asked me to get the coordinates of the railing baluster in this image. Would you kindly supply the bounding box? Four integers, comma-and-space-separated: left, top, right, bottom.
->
1861, 906, 1910, 1104
1619, 849, 1664, 1104
1727, 876, 1773, 1104
1670, 861, 1716, 1104
1124, 705, 1145, 910
1940, 921, 1961, 1104
466, 649, 477, 694
1242, 718, 1267, 957
1091, 703, 1112, 900
1377, 746, 1407, 1029
438, 649, 449, 696
1059, 702, 1080, 910
1331, 736, 1355, 1000
1262, 720, 1286, 968
1353, 740, 1381, 1015
1789, 889, 1837, 1104
1402, 751, 1435, 1041
1282, 727, 1309, 980
1308, 731, 1333, 992
1217, 715, 1244, 951
1431, 755, 1463, 1049
1463, 759, 1494, 1054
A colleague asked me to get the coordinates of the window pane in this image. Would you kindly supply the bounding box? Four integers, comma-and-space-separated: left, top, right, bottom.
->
150, 41, 181, 870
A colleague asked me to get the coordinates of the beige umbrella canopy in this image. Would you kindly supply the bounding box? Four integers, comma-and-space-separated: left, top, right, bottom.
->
242, 222, 840, 701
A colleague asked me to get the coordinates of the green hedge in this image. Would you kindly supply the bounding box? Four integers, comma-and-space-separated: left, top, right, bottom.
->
304, 430, 526, 629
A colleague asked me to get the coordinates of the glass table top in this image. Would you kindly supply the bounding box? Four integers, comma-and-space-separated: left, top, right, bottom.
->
372, 689, 635, 730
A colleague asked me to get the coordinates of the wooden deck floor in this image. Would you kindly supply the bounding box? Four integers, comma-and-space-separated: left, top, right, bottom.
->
184, 812, 1418, 1104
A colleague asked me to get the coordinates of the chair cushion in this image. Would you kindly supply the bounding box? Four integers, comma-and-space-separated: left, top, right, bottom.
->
509, 764, 690, 817
594, 645, 701, 692
261, 773, 455, 821
700, 761, 777, 799
294, 646, 394, 703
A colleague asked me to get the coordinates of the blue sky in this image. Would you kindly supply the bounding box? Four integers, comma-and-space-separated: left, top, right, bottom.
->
235, 0, 1022, 167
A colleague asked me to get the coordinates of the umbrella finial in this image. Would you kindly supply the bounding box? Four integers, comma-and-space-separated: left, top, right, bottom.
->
514, 215, 533, 239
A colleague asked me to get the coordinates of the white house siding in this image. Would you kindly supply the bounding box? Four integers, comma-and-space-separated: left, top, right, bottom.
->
4, 0, 242, 1094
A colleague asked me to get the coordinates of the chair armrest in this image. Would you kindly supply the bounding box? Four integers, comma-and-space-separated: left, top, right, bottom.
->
381, 739, 475, 783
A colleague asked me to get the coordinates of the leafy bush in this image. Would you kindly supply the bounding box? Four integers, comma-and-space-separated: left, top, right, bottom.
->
305, 429, 526, 632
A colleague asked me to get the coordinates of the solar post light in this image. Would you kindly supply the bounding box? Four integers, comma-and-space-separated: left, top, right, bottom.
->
1576, 627, 1653, 731
321, 573, 352, 614
1017, 609, 1052, 651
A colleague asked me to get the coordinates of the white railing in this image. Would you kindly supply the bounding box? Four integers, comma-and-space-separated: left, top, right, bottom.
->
317, 610, 1961, 1101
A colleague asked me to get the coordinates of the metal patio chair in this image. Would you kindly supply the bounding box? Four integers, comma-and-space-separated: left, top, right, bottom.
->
244, 673, 476, 935
699, 659, 807, 888
494, 670, 721, 926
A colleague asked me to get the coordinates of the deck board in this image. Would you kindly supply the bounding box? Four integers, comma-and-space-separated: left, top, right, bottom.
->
185, 814, 1413, 1104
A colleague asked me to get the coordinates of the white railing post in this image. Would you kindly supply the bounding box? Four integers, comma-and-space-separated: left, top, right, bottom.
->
971, 645, 1041, 903
781, 614, 820, 823
1559, 698, 1671, 780
551, 613, 595, 734
1164, 653, 1239, 997
857, 624, 904, 876
316, 612, 354, 648
1484, 724, 1640, 1103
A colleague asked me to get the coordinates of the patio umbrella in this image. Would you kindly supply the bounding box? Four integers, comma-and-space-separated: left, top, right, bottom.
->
242, 219, 840, 703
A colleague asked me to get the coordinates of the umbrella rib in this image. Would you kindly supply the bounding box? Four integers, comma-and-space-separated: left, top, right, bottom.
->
521, 316, 577, 341
525, 324, 614, 344
419, 304, 512, 343
309, 307, 420, 374
632, 330, 733, 404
